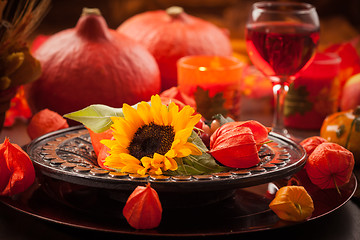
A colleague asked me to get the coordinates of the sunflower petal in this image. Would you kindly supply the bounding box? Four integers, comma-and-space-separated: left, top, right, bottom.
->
122, 104, 144, 131
183, 142, 202, 155
176, 147, 192, 158
160, 104, 169, 125
175, 128, 193, 144
165, 149, 176, 158
137, 101, 153, 125
172, 106, 195, 132
151, 95, 163, 125
185, 114, 202, 129
168, 102, 179, 124
164, 157, 178, 171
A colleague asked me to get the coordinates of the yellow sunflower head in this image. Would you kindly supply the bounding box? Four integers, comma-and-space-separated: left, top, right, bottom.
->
101, 95, 202, 175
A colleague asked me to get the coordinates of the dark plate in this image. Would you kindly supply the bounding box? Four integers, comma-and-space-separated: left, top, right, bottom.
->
0, 173, 357, 236
25, 125, 306, 192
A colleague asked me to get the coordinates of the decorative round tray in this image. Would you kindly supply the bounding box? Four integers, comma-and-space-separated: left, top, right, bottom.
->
26, 125, 306, 192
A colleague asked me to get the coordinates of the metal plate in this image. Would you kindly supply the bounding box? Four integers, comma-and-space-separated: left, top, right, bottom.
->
26, 125, 306, 192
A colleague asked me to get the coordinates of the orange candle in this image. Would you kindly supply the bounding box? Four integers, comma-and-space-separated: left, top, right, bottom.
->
177, 56, 244, 120
284, 53, 341, 130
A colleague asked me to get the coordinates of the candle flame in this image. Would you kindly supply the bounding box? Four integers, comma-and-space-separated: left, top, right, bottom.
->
198, 67, 207, 71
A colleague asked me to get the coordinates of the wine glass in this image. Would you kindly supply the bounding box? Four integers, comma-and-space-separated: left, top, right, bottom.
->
245, 2, 320, 136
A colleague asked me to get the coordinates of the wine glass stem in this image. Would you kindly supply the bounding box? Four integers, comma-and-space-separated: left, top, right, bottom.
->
272, 80, 289, 136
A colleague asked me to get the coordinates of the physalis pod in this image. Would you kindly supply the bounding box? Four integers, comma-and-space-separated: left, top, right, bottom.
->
123, 183, 162, 229
269, 186, 314, 222
209, 120, 269, 168
0, 138, 35, 196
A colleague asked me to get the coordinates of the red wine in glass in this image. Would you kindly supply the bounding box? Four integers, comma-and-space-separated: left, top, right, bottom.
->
246, 22, 320, 83
245, 2, 320, 136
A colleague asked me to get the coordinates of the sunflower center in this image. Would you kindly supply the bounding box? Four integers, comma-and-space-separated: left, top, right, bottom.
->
128, 122, 175, 159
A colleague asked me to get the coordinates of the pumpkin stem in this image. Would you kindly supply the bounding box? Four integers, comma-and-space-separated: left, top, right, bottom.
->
82, 8, 101, 16
344, 116, 357, 149
166, 6, 184, 18
295, 203, 302, 216
353, 106, 360, 115
76, 7, 111, 41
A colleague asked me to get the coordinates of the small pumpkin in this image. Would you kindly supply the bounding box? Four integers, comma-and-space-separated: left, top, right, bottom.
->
117, 6, 233, 91
25, 8, 160, 117
320, 106, 360, 164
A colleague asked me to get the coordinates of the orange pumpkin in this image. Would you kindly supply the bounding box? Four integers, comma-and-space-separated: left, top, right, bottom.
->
320, 106, 360, 164
117, 6, 232, 91
25, 8, 160, 117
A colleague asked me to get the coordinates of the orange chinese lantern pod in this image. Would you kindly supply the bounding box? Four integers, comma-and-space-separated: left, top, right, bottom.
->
300, 136, 328, 157
306, 142, 354, 189
159, 87, 196, 109
0, 138, 35, 196
159, 96, 187, 111
123, 183, 162, 229
210, 120, 269, 150
27, 108, 69, 140
209, 126, 260, 168
97, 144, 111, 170
269, 186, 314, 222
4, 86, 32, 127
87, 127, 113, 156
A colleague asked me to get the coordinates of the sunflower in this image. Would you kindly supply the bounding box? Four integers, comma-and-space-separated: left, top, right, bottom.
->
101, 95, 202, 175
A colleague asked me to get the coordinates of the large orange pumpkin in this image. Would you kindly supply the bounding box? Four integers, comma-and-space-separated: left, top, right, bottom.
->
117, 6, 233, 91
25, 8, 160, 117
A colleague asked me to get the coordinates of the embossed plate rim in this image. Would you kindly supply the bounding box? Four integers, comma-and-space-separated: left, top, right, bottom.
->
26, 125, 306, 192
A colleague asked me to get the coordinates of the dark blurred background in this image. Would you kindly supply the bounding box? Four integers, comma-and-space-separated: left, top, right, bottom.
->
34, 0, 360, 48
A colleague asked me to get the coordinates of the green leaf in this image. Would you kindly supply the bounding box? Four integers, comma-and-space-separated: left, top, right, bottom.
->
171, 158, 204, 175
64, 104, 124, 133
165, 131, 229, 175
168, 153, 228, 176
212, 114, 234, 126
188, 130, 208, 153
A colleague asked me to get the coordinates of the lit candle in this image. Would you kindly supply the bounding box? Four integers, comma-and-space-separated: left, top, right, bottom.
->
284, 53, 341, 130
177, 56, 245, 120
